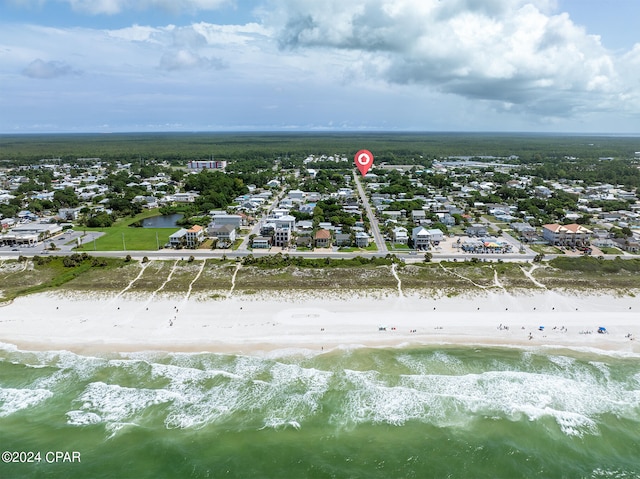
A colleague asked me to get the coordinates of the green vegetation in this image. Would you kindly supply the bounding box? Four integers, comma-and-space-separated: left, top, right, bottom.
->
240, 253, 396, 269
2, 255, 640, 303
549, 256, 640, 273
76, 210, 176, 251
0, 255, 127, 302
3, 132, 639, 167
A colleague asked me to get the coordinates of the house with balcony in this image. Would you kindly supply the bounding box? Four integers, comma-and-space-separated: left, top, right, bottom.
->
209, 224, 236, 245
185, 225, 204, 248
314, 229, 331, 248
354, 232, 371, 248
392, 226, 409, 244
542, 223, 593, 247
273, 227, 291, 247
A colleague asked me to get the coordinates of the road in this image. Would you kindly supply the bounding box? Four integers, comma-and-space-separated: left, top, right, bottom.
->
353, 171, 387, 253
5, 245, 640, 265
237, 187, 284, 251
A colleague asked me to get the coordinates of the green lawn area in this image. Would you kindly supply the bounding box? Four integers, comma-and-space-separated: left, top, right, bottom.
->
338, 243, 378, 252
599, 247, 624, 254
76, 210, 177, 251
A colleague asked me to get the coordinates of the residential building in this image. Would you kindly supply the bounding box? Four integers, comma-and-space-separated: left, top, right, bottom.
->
392, 226, 409, 244
251, 236, 271, 249
185, 225, 204, 248
426, 228, 444, 243
169, 228, 188, 248
273, 227, 291, 247
211, 214, 243, 229
209, 224, 236, 244
334, 233, 351, 247
355, 232, 370, 248
314, 229, 331, 248
411, 210, 426, 223
466, 224, 488, 236
412, 226, 431, 250
542, 223, 593, 246
58, 207, 83, 221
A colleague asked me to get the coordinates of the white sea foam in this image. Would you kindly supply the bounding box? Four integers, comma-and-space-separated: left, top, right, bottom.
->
164, 360, 332, 430
66, 410, 101, 426
73, 382, 177, 424
337, 365, 640, 437
0, 387, 53, 417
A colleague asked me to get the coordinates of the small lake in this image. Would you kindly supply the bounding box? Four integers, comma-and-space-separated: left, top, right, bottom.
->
140, 214, 183, 228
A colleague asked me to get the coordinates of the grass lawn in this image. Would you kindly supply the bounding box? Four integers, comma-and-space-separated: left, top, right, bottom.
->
599, 247, 624, 254
337, 243, 378, 252
76, 210, 176, 251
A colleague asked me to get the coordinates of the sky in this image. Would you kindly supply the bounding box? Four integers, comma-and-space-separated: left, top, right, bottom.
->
1, 0, 639, 134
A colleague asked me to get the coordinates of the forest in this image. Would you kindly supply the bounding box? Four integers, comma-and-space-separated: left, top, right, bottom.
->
1, 132, 639, 165
2, 132, 639, 195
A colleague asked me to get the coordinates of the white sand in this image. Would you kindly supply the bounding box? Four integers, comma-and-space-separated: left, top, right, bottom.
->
1, 290, 639, 355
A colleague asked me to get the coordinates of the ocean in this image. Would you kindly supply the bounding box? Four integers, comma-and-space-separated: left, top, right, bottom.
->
1, 342, 639, 479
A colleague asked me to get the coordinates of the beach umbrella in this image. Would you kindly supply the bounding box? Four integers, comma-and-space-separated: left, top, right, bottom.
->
598, 326, 607, 333
538, 325, 544, 331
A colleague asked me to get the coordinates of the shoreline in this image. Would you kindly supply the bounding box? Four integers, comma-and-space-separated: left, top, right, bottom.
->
1, 290, 638, 356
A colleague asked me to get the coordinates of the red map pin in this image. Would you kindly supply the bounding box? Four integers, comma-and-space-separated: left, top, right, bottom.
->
354, 149, 374, 176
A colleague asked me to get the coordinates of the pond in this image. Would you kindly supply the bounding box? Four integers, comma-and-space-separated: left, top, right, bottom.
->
140, 214, 183, 228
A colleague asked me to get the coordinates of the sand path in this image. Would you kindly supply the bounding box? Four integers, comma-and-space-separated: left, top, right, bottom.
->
521, 264, 547, 289
391, 263, 404, 298
227, 262, 242, 299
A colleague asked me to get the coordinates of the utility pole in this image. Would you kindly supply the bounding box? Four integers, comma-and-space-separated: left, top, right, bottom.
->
122, 232, 126, 251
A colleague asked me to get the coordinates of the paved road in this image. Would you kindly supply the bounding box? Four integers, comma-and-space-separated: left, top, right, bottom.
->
1, 246, 535, 263
353, 171, 387, 253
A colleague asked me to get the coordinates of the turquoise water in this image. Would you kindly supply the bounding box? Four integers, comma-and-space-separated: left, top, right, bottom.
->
1, 343, 639, 478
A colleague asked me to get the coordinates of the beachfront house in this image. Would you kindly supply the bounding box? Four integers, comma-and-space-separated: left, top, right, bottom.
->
392, 226, 409, 244
412, 226, 431, 250
209, 224, 236, 245
185, 225, 204, 248
314, 229, 331, 248
251, 236, 271, 249
334, 233, 352, 247
354, 232, 371, 248
273, 227, 291, 247
542, 223, 593, 247
169, 228, 188, 248
170, 225, 204, 249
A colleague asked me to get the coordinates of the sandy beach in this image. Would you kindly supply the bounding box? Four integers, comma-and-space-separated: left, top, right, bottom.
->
1, 289, 638, 355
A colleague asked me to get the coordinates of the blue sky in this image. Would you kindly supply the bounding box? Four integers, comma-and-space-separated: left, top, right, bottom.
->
1, 0, 639, 133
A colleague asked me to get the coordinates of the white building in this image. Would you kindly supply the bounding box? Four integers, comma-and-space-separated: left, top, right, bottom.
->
211, 214, 243, 229
188, 160, 227, 170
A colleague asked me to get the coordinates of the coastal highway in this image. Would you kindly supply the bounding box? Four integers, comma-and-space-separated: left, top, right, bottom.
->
353, 171, 388, 253
0, 248, 541, 263
4, 247, 639, 264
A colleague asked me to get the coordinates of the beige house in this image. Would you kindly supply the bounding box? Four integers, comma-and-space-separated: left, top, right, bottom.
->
542, 223, 593, 246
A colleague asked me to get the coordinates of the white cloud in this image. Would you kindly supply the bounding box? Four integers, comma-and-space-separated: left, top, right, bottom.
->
263, 0, 634, 119
159, 49, 226, 70
2, 0, 639, 132
11, 0, 234, 15
22, 58, 80, 78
